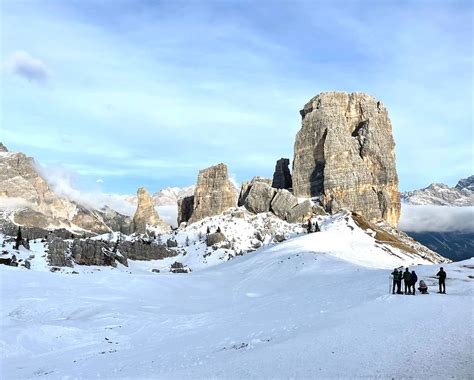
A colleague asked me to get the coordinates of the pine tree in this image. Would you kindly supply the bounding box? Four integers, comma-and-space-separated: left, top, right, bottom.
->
217, 226, 221, 233
14, 226, 22, 250
206, 226, 211, 234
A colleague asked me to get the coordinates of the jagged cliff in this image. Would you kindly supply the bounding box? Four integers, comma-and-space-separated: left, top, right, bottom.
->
132, 187, 170, 233
292, 92, 400, 226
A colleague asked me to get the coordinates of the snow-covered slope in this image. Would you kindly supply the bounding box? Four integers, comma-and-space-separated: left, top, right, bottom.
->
0, 228, 471, 378
401, 176, 474, 206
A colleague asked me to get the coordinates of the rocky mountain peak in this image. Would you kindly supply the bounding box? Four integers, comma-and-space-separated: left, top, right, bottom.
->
177, 163, 237, 225
292, 91, 400, 227
455, 175, 474, 192
0, 142, 8, 152
272, 158, 292, 189
132, 187, 170, 234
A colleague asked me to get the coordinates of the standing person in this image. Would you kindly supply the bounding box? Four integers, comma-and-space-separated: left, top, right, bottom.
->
436, 267, 447, 294
397, 269, 403, 294
410, 270, 418, 295
403, 268, 411, 294
391, 268, 400, 294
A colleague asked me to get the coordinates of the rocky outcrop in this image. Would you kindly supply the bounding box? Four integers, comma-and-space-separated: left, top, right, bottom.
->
177, 196, 195, 226
70, 239, 124, 267
0, 143, 8, 152
117, 240, 177, 261
47, 238, 73, 267
244, 182, 276, 214
271, 189, 312, 223
293, 92, 400, 226
272, 158, 292, 189
132, 187, 170, 234
0, 144, 133, 233
455, 175, 474, 192
179, 164, 237, 225
238, 177, 272, 207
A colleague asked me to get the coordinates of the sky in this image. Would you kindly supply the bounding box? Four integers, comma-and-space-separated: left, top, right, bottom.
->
0, 0, 472, 196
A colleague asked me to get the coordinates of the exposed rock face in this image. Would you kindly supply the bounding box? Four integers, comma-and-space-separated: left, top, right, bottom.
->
0, 143, 8, 152
118, 240, 177, 261
271, 189, 312, 223
272, 158, 292, 189
244, 182, 276, 214
455, 175, 474, 192
293, 92, 400, 226
177, 196, 195, 226
46, 238, 73, 267
181, 164, 237, 224
71, 239, 122, 267
238, 177, 272, 207
132, 187, 170, 234
0, 145, 132, 233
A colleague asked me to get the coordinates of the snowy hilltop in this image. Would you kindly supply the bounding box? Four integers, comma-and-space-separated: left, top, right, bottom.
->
0, 222, 471, 378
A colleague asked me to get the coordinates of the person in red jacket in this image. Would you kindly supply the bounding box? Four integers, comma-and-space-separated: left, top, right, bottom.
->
436, 267, 447, 294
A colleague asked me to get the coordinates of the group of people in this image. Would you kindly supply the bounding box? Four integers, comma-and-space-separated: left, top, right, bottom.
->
391, 267, 447, 295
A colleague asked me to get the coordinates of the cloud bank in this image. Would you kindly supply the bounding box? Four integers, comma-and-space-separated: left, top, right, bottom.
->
399, 204, 474, 233
3, 51, 50, 84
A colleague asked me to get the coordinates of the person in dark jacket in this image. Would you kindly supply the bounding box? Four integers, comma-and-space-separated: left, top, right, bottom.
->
409, 270, 418, 295
391, 268, 401, 294
397, 269, 403, 294
403, 268, 411, 294
436, 267, 447, 294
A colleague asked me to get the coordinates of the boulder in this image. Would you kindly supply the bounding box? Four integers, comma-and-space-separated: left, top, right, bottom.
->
206, 232, 226, 247
270, 189, 299, 220
186, 163, 237, 224
132, 187, 170, 234
244, 182, 276, 214
292, 92, 400, 226
272, 158, 292, 189
238, 176, 272, 206
286, 200, 313, 223
170, 261, 191, 273
166, 239, 178, 248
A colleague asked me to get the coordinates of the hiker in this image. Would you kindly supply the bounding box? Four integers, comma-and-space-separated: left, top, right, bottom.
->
397, 269, 403, 294
418, 279, 428, 294
409, 270, 418, 295
391, 268, 401, 294
436, 267, 447, 294
403, 268, 411, 294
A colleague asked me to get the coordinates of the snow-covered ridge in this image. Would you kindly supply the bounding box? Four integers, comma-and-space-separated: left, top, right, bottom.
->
401, 176, 473, 206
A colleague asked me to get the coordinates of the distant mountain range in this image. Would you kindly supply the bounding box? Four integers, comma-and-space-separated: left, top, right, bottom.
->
400, 175, 473, 261
400, 176, 473, 206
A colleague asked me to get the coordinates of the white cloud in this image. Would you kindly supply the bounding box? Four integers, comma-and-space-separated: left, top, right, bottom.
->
35, 163, 136, 216
3, 51, 51, 84
96, 179, 104, 183
399, 204, 474, 233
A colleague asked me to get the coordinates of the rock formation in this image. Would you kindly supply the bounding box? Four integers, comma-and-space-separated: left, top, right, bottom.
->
178, 163, 237, 225
272, 158, 292, 189
238, 177, 272, 206
244, 182, 276, 214
292, 92, 400, 226
0, 144, 133, 234
132, 187, 169, 234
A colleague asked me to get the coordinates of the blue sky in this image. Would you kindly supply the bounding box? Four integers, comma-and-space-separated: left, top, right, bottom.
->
1, 0, 472, 195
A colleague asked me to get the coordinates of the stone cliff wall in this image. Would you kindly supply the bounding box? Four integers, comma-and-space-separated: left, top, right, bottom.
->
292, 92, 400, 226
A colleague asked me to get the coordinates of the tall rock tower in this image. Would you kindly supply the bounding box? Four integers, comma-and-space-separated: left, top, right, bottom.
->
132, 187, 170, 233
292, 92, 400, 226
